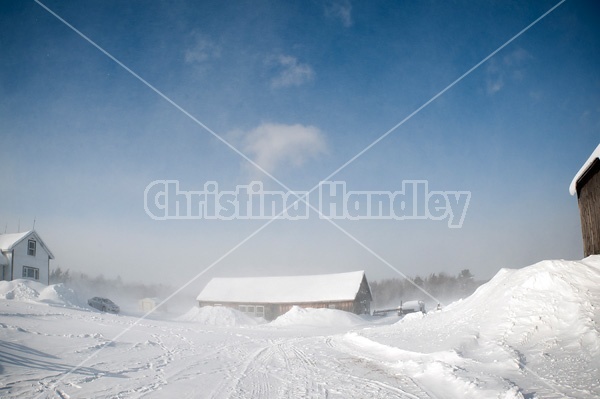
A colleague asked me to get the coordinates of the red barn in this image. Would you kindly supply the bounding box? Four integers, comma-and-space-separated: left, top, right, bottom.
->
197, 270, 372, 321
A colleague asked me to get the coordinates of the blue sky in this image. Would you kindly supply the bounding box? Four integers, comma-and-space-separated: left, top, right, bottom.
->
1, 0, 599, 290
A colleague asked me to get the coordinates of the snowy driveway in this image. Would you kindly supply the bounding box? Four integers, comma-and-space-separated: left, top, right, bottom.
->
1, 302, 433, 398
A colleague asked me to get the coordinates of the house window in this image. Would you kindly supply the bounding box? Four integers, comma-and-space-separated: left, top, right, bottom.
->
28, 240, 36, 256
22, 266, 39, 280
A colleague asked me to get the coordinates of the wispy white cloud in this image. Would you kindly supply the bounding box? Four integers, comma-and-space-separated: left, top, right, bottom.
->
325, 0, 353, 28
240, 122, 327, 175
503, 47, 532, 67
184, 33, 221, 64
269, 55, 314, 88
485, 48, 532, 95
485, 60, 504, 94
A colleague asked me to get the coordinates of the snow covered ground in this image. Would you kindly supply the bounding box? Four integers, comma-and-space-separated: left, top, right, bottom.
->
1, 257, 599, 398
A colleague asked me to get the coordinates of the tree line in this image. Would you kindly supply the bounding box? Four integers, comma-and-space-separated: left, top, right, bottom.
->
49, 267, 174, 305
370, 269, 486, 309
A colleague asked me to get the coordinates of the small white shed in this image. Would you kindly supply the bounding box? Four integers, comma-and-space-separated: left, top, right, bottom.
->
139, 297, 166, 312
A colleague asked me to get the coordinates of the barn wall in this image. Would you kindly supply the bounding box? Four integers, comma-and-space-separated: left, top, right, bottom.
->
353, 276, 372, 315
198, 301, 277, 320
577, 160, 600, 256
198, 300, 358, 321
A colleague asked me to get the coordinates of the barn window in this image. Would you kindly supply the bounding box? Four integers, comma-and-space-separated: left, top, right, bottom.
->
28, 240, 36, 256
328, 304, 337, 309
239, 304, 263, 318
255, 306, 264, 318
22, 266, 39, 280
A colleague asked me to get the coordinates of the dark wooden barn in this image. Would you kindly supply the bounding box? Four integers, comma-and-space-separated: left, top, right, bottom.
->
570, 144, 600, 256
196, 271, 372, 321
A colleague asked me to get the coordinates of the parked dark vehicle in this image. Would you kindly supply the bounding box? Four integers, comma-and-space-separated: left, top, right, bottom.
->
88, 297, 120, 313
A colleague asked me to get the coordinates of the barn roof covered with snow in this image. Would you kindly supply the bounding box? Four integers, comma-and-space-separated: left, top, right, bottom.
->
570, 143, 600, 196
197, 270, 370, 304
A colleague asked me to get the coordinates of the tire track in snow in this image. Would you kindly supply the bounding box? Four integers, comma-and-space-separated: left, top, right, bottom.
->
325, 335, 435, 399
273, 339, 320, 397
251, 335, 424, 399
214, 344, 274, 399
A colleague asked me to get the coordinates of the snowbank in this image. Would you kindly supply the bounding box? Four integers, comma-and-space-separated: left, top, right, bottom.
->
0, 279, 42, 301
0, 279, 82, 308
38, 284, 82, 308
394, 311, 425, 324
342, 332, 523, 399
372, 256, 600, 353
350, 256, 600, 398
446, 256, 600, 352
270, 306, 366, 328
177, 305, 260, 326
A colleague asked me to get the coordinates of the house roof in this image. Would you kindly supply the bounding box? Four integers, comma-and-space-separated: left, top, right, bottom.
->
197, 270, 370, 304
570, 143, 600, 195
0, 231, 31, 250
0, 230, 55, 259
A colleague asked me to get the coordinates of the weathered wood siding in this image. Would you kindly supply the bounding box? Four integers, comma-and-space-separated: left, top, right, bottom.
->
576, 159, 600, 256
353, 275, 372, 315
198, 298, 370, 321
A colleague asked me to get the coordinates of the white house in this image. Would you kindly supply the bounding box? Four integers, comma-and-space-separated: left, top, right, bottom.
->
0, 230, 54, 285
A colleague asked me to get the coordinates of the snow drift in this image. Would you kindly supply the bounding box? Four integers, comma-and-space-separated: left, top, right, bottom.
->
270, 306, 366, 328
177, 305, 260, 326
444, 256, 600, 353
350, 256, 600, 398
368, 256, 600, 353
0, 279, 41, 301
0, 279, 82, 308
